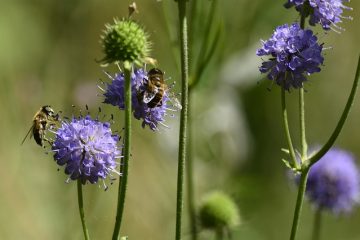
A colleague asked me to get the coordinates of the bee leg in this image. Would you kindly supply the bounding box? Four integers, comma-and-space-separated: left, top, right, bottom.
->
157, 100, 163, 107
43, 136, 54, 146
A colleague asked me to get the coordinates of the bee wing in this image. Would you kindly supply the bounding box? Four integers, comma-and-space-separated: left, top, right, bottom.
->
143, 88, 159, 104
21, 125, 34, 145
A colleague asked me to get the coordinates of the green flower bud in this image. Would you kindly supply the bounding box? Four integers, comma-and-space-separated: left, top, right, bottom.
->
199, 191, 240, 230
101, 19, 150, 66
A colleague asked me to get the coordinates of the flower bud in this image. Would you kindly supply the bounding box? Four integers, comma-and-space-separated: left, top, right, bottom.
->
101, 19, 150, 66
199, 191, 240, 230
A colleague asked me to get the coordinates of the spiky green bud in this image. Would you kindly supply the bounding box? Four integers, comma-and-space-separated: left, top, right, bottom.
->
199, 191, 240, 230
101, 19, 150, 66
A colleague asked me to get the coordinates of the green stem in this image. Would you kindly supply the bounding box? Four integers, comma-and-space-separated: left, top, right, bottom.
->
281, 88, 299, 169
289, 167, 310, 240
77, 180, 90, 240
176, 1, 189, 239
299, 9, 307, 161
299, 88, 307, 160
112, 67, 132, 240
307, 55, 360, 167
311, 208, 322, 240
186, 92, 197, 240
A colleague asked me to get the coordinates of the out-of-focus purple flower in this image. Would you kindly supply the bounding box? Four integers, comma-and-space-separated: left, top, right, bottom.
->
285, 0, 352, 31
52, 116, 121, 186
306, 148, 360, 214
103, 68, 172, 131
256, 23, 324, 90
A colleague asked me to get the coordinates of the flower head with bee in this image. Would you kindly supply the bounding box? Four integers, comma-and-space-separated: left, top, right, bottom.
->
102, 68, 180, 131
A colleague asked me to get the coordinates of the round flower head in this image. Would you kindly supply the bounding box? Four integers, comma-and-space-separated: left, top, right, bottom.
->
103, 68, 173, 131
284, 0, 352, 31
199, 191, 240, 231
306, 148, 360, 214
101, 19, 150, 65
256, 23, 324, 90
52, 115, 121, 186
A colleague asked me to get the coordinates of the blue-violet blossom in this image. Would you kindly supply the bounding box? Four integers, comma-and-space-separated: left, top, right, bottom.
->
285, 0, 352, 30
52, 116, 121, 185
103, 68, 171, 131
306, 148, 360, 214
256, 23, 324, 90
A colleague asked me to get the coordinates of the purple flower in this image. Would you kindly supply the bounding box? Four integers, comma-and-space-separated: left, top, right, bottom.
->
52, 116, 121, 186
285, 0, 352, 30
256, 23, 324, 90
306, 148, 360, 214
103, 68, 172, 131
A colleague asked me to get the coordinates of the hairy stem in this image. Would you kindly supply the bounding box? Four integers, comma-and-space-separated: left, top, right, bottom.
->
77, 180, 90, 240
112, 67, 132, 240
289, 167, 309, 240
176, 1, 189, 239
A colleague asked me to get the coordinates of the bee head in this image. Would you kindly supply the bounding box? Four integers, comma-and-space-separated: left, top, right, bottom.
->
148, 68, 163, 76
41, 105, 55, 116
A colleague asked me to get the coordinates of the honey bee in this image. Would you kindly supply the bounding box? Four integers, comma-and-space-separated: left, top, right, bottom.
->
140, 68, 182, 109
21, 105, 59, 147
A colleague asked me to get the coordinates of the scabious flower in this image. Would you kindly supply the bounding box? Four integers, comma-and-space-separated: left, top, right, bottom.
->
52, 116, 121, 186
199, 191, 240, 231
284, 0, 352, 31
103, 68, 171, 131
305, 148, 360, 214
256, 23, 324, 90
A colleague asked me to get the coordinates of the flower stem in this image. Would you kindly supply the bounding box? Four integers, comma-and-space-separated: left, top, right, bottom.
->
311, 208, 322, 240
307, 55, 360, 167
176, 1, 189, 239
186, 92, 197, 240
77, 180, 90, 240
299, 10, 307, 161
289, 167, 309, 240
299, 88, 307, 160
281, 88, 299, 169
112, 66, 132, 240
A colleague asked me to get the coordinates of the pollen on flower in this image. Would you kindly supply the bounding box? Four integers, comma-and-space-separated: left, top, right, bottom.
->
256, 23, 324, 90
101, 68, 177, 131
305, 148, 360, 214
284, 0, 352, 31
52, 115, 122, 188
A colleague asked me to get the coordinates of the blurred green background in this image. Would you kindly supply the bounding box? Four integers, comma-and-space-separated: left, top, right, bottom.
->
1, 0, 360, 239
